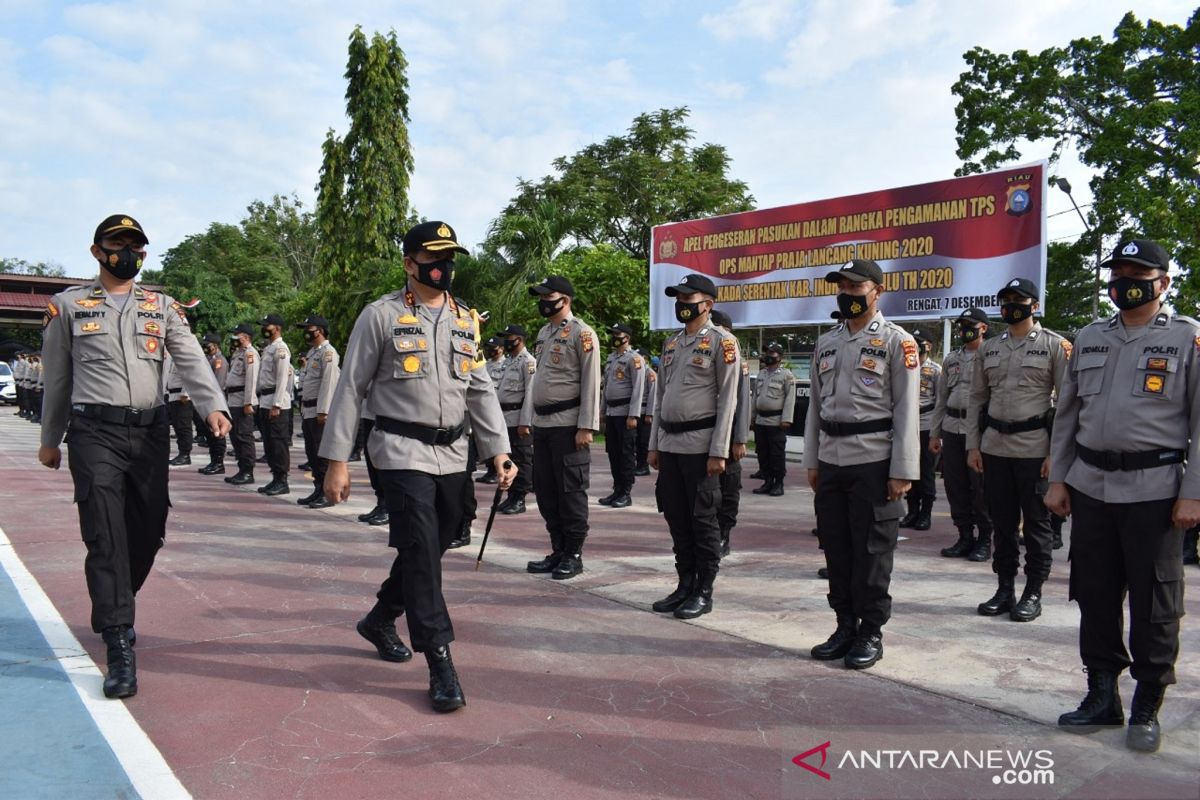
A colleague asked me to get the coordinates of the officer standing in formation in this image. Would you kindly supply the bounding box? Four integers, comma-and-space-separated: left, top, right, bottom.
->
900, 328, 941, 530
224, 323, 259, 484
751, 341, 795, 497
803, 259, 919, 670
198, 333, 229, 475
634, 350, 657, 476
1046, 239, 1198, 753
12, 353, 28, 418
710, 309, 749, 557
599, 323, 645, 509
496, 323, 536, 514
18, 353, 44, 422
321, 221, 515, 713
966, 278, 1069, 623
37, 214, 231, 699
163, 352, 193, 466
475, 337, 506, 485
295, 315, 339, 509
255, 314, 293, 496
525, 275, 601, 580
648, 274, 740, 619
929, 308, 992, 560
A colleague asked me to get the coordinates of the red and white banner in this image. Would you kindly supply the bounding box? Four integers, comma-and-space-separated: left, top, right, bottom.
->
649, 162, 1046, 329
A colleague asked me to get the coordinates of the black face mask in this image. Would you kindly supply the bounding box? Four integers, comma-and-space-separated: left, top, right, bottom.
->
1108, 276, 1160, 310
958, 325, 980, 342
503, 338, 520, 354
610, 336, 627, 348
674, 300, 705, 324
999, 302, 1031, 324
98, 245, 143, 280
303, 330, 316, 343
413, 257, 454, 291
836, 292, 870, 319
762, 354, 780, 366
261, 326, 274, 338
538, 297, 565, 317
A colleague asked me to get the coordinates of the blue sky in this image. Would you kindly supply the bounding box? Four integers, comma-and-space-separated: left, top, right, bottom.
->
2, 0, 1194, 275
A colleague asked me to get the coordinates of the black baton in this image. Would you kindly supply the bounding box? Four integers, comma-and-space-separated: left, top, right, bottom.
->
475, 460, 512, 569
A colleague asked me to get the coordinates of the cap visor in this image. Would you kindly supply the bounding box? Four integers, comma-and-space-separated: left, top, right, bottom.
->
824, 270, 870, 283
100, 225, 148, 244
1100, 256, 1166, 271
422, 240, 469, 255
528, 285, 553, 296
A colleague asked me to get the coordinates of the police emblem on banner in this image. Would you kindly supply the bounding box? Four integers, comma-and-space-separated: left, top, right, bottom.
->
1006, 182, 1032, 216
658, 235, 678, 260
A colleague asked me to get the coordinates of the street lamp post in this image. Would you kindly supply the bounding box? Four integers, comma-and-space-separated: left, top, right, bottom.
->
1049, 176, 1104, 319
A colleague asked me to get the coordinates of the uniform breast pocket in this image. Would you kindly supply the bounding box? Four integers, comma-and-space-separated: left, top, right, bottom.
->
983, 355, 1003, 387
134, 331, 163, 361
661, 351, 675, 369
1133, 354, 1177, 401
392, 335, 429, 379
1018, 355, 1049, 387
851, 353, 886, 398
766, 379, 783, 399
817, 356, 836, 398
946, 367, 961, 388
73, 325, 113, 362
1074, 353, 1107, 396
682, 356, 712, 385
450, 339, 477, 380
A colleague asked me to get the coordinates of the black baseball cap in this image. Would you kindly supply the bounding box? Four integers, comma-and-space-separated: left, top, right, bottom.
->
528, 275, 575, 298
825, 259, 883, 284
997, 277, 1038, 299
296, 315, 329, 330
709, 309, 733, 329
500, 323, 527, 338
830, 310, 843, 321
609, 323, 633, 336
260, 314, 285, 327
910, 328, 932, 343
665, 273, 717, 299
402, 221, 469, 255
93, 214, 148, 245
230, 323, 255, 339
1100, 238, 1170, 272
202, 332, 222, 345
764, 341, 784, 354
484, 336, 502, 348
958, 308, 989, 325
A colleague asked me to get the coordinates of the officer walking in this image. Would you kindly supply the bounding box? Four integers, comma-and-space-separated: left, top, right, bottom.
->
648, 274, 740, 619
1047, 239, 1198, 753
321, 220, 514, 714
224, 323, 259, 485
751, 341, 795, 497
496, 323, 536, 515
198, 333, 229, 475
803, 260, 919, 670
599, 323, 645, 508
255, 314, 293, 496
37, 214, 230, 699
966, 278, 1069, 623
635, 350, 657, 476
900, 329, 941, 530
525, 275, 601, 580
295, 315, 339, 509
710, 309, 749, 557
929, 309, 992, 559
163, 353, 193, 466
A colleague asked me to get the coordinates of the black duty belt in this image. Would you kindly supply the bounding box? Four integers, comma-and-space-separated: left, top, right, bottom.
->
758, 408, 783, 417
302, 399, 318, 408
984, 414, 1046, 435
535, 397, 580, 415
167, 388, 183, 395
257, 387, 275, 396
920, 403, 935, 414
606, 397, 632, 410
820, 418, 892, 436
660, 416, 717, 434
499, 401, 524, 412
1076, 444, 1186, 472
225, 384, 244, 393
375, 415, 464, 446
946, 407, 966, 419
71, 403, 167, 427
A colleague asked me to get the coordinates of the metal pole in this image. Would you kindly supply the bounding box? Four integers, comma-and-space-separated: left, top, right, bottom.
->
1095, 237, 1103, 319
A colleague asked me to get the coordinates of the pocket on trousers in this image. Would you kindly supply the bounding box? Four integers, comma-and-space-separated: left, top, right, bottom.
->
654, 479, 664, 512
1149, 558, 1185, 623
867, 499, 904, 554
562, 447, 591, 493
692, 474, 721, 517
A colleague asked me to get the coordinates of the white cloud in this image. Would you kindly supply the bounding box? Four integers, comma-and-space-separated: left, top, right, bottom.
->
700, 0, 798, 42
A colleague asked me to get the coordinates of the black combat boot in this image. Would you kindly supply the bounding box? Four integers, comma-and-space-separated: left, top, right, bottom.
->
598, 490, 618, 505
307, 493, 333, 509
447, 522, 472, 550
674, 570, 714, 619
941, 527, 975, 557
749, 469, 765, 480
168, 452, 191, 466
101, 625, 137, 699
1058, 668, 1124, 730
810, 614, 857, 660
263, 477, 290, 496
651, 568, 694, 613
844, 628, 884, 670
967, 531, 992, 562
977, 576, 1016, 616
751, 480, 774, 495
296, 488, 323, 506
499, 494, 526, 515
425, 645, 465, 712
358, 504, 385, 522
1126, 682, 1166, 752
198, 461, 225, 475
609, 490, 632, 508
719, 529, 731, 557
911, 496, 932, 531
356, 605, 413, 662
228, 471, 255, 485
1010, 581, 1043, 622
767, 479, 784, 497
898, 497, 920, 528
552, 551, 583, 580
526, 552, 562, 573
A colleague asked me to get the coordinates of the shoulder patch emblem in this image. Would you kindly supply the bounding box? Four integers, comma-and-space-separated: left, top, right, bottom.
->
902, 339, 919, 370
1061, 340, 1073, 360
632, 356, 643, 369
527, 362, 536, 374
581, 331, 594, 352
46, 301, 59, 318
721, 338, 737, 364
278, 350, 287, 359
324, 351, 334, 362
246, 352, 255, 364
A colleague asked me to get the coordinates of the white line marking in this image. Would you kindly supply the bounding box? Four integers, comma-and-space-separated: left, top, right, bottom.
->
0, 525, 191, 800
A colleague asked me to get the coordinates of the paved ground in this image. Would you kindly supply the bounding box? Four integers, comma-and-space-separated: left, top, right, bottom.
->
0, 412, 1196, 799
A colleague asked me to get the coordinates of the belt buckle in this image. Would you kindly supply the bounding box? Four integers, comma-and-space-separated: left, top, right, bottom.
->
126, 407, 143, 424
1102, 451, 1121, 471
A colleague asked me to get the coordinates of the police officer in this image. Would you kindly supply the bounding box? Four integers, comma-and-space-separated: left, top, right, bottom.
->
163, 352, 193, 466
900, 328, 941, 530
1046, 239, 1198, 753
929, 308, 992, 559
496, 323, 535, 514
803, 259, 919, 670
600, 323, 645, 508
12, 352, 24, 416
321, 220, 514, 714
295, 315, 339, 509
38, 214, 230, 699
751, 341, 795, 497
966, 278, 1069, 623
710, 309, 749, 557
635, 350, 657, 476
475, 337, 506, 485
29, 354, 44, 422
525, 275, 601, 580
648, 274, 740, 618
255, 314, 293, 496
198, 333, 229, 474
224, 323, 259, 484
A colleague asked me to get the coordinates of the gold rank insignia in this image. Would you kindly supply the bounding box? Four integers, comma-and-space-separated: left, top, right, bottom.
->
403, 355, 421, 373
144, 322, 161, 335
398, 314, 419, 324
616, 369, 625, 380
46, 302, 59, 318
461, 358, 472, 373
146, 338, 159, 353
76, 298, 103, 308
398, 340, 414, 350
81, 321, 101, 332
1147, 357, 1168, 371
140, 302, 159, 311
437, 224, 451, 238
870, 338, 884, 346
699, 336, 711, 347
1143, 374, 1165, 393
418, 339, 427, 349
455, 318, 470, 330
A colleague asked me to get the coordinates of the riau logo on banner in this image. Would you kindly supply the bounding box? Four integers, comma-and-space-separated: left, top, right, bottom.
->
1006, 183, 1032, 216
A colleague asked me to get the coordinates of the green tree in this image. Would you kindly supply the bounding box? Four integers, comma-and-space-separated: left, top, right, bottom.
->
1043, 240, 1109, 335
1, 257, 66, 277
314, 27, 416, 341
953, 10, 1200, 301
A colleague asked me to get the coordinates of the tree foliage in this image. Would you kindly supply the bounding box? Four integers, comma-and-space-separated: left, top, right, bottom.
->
1042, 240, 1110, 335
1, 257, 66, 277
953, 10, 1200, 303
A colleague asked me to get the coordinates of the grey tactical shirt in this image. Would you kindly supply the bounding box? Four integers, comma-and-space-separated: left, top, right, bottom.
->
753, 365, 796, 427
226, 344, 259, 408
300, 340, 340, 419
930, 347, 978, 437
917, 356, 942, 431
531, 315, 601, 430
602, 348, 646, 417
649, 322, 741, 457
258, 337, 293, 409
497, 348, 536, 428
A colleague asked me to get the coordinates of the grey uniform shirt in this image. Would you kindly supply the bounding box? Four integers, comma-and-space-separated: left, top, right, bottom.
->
801, 311, 921, 479
965, 323, 1069, 458
34, 362, 43, 389
753, 366, 796, 426
1050, 311, 1200, 503
930, 347, 978, 437
258, 338, 293, 409
226, 345, 259, 408
917, 357, 942, 431
497, 349, 536, 428
649, 323, 741, 457
641, 368, 657, 417
39, 281, 229, 448
531, 315, 602, 430
14, 360, 25, 388
208, 350, 228, 390
319, 290, 509, 474
732, 362, 750, 446
301, 340, 340, 419
486, 357, 506, 383
164, 354, 188, 400
602, 348, 646, 418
